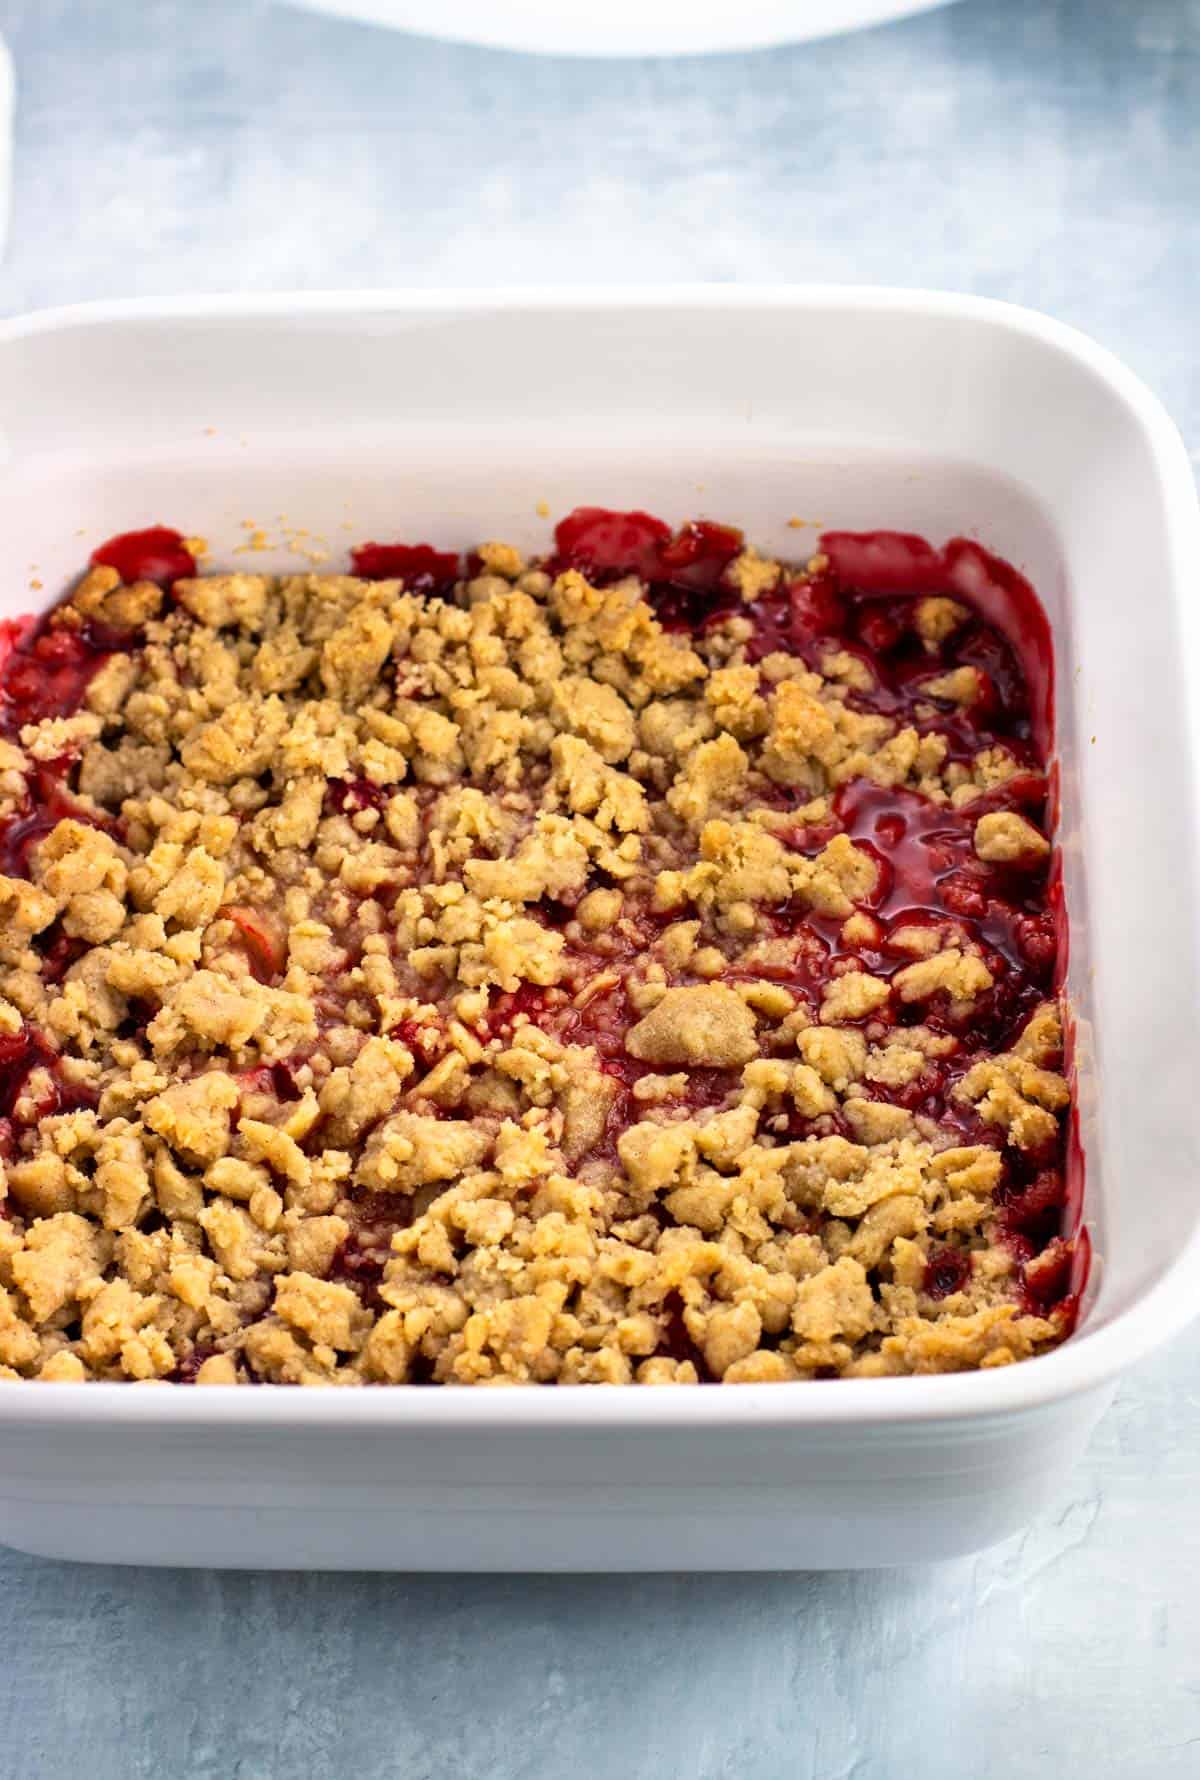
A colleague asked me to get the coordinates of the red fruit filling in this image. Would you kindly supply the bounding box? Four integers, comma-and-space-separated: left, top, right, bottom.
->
91, 525, 196, 589
221, 905, 286, 983
924, 1246, 973, 1300
0, 622, 114, 739
350, 542, 461, 595
325, 777, 389, 817
0, 507, 1082, 1385
0, 762, 118, 879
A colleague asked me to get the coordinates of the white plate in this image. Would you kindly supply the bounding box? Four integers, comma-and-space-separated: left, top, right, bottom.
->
286, 0, 960, 56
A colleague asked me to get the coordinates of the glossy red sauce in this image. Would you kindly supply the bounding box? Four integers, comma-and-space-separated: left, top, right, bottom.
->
551, 507, 674, 582
0, 622, 114, 740
826, 778, 1058, 1046
350, 542, 461, 595
550, 508, 749, 632
821, 531, 1055, 757
91, 525, 196, 589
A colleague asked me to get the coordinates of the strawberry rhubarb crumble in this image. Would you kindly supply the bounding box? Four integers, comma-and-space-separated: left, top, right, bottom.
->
0, 511, 1080, 1386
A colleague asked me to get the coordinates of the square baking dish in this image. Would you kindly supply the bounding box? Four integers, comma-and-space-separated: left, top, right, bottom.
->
0, 288, 1196, 1571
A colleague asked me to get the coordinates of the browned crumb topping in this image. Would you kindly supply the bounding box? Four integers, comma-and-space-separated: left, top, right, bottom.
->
0, 531, 1074, 1386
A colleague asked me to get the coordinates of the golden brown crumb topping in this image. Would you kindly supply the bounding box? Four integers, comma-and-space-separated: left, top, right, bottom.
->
0, 516, 1077, 1385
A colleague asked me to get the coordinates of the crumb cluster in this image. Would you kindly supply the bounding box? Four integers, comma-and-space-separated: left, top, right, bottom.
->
0, 515, 1077, 1385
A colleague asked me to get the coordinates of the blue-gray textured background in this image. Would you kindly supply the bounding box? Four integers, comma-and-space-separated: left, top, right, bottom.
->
0, 1, 1197, 1775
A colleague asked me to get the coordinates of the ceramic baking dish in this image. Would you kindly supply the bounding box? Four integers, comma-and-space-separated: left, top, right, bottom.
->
0, 288, 1196, 1571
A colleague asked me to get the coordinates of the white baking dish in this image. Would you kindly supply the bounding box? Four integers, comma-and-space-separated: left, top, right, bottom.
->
0, 289, 1196, 1571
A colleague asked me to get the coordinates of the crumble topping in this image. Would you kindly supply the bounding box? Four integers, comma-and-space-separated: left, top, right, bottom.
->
0, 512, 1078, 1385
